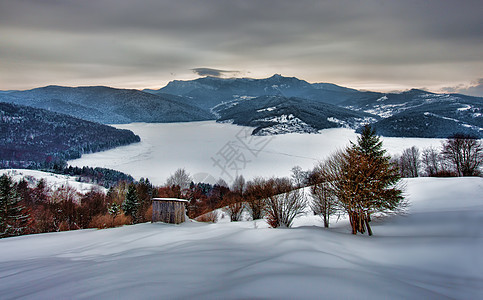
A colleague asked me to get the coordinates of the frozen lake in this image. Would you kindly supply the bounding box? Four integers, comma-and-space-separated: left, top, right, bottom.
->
69, 121, 444, 185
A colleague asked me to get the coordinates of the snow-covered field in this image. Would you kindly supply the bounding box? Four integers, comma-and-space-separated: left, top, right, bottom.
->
0, 177, 482, 299
68, 121, 444, 185
0, 169, 106, 194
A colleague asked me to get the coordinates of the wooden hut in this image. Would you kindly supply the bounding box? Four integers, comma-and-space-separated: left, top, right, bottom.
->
151, 198, 188, 224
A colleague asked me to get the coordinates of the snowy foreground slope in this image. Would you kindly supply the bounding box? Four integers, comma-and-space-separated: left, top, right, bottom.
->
1, 177, 482, 299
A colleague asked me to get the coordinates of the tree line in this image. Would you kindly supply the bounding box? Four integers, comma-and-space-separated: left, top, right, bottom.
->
393, 133, 482, 178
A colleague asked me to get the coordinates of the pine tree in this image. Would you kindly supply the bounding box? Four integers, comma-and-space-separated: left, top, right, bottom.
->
352, 125, 386, 158
325, 125, 404, 235
108, 202, 121, 226
122, 183, 139, 221
0, 175, 31, 238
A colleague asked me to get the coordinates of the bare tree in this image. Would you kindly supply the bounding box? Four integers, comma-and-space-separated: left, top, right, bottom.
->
222, 192, 245, 222
264, 177, 307, 228
442, 134, 483, 176
231, 175, 245, 194
166, 168, 192, 190
421, 146, 443, 176
244, 177, 268, 220
291, 165, 307, 188
195, 210, 218, 223
216, 178, 229, 188
221, 175, 246, 222
399, 146, 420, 178
308, 163, 338, 228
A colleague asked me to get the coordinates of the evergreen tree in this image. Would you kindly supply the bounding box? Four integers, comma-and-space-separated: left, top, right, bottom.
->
108, 202, 121, 226
351, 125, 386, 158
325, 126, 404, 235
0, 175, 31, 238
122, 184, 139, 220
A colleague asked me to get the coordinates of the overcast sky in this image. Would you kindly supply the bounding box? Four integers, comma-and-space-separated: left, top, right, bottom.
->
1, 0, 482, 95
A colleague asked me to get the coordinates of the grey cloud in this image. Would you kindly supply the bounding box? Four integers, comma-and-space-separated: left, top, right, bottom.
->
442, 79, 483, 97
0, 0, 482, 91
191, 68, 239, 78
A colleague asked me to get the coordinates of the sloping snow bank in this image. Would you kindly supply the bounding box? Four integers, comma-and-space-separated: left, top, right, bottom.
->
0, 169, 107, 194
0, 177, 482, 299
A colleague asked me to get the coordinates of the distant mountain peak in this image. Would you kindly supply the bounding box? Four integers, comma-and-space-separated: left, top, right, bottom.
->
269, 74, 283, 79
402, 88, 432, 95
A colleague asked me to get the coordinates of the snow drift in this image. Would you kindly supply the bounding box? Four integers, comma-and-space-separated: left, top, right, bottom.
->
0, 177, 482, 299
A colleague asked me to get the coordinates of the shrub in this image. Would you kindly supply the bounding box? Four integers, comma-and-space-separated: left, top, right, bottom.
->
222, 192, 245, 222
264, 178, 306, 228
144, 205, 153, 222
89, 214, 132, 229
195, 211, 218, 223
58, 221, 70, 232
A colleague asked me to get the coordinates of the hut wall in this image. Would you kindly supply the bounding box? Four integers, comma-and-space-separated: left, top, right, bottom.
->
152, 200, 186, 224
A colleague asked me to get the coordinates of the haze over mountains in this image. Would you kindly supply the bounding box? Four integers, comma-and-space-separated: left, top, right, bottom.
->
1, 74, 482, 138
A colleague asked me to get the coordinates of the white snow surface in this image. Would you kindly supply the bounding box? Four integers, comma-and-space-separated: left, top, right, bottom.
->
255, 114, 319, 135
0, 177, 482, 299
457, 104, 472, 111
68, 121, 444, 185
256, 106, 277, 112
0, 169, 106, 194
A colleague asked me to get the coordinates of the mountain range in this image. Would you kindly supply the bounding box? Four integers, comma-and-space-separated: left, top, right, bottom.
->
146, 75, 483, 138
1, 75, 482, 138
213, 95, 378, 135
0, 86, 212, 124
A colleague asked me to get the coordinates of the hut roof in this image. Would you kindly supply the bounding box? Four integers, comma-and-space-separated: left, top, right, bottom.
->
151, 198, 189, 203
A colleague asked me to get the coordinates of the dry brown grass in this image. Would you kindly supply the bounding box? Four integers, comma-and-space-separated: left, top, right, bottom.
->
58, 221, 70, 232
195, 211, 218, 223
144, 205, 153, 222
89, 214, 132, 229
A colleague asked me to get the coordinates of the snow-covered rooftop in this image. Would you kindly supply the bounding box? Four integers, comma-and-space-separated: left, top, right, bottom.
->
152, 197, 189, 202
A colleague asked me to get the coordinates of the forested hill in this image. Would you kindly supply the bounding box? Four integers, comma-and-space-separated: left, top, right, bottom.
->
0, 102, 140, 168
0, 85, 213, 124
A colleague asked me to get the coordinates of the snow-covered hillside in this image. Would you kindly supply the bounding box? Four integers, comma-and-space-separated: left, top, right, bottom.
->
1, 177, 481, 299
0, 169, 106, 194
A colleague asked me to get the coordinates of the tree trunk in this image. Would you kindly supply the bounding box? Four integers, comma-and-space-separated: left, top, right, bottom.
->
365, 216, 373, 236
323, 213, 329, 228
358, 214, 365, 234
349, 212, 357, 234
